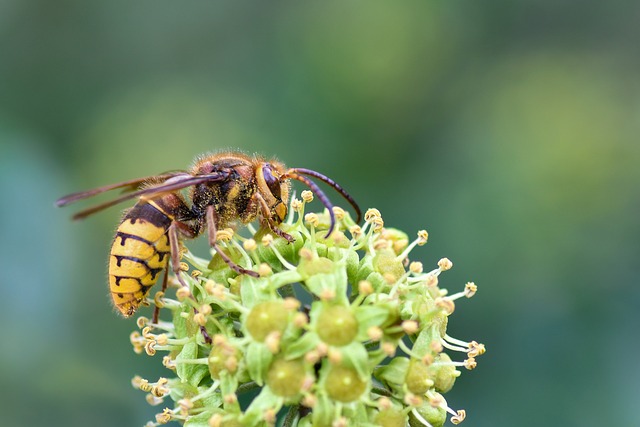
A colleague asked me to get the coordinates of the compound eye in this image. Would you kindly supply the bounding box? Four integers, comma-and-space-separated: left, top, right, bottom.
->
262, 164, 281, 199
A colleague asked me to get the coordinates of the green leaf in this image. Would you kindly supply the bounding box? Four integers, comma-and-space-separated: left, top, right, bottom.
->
311, 392, 335, 427
239, 274, 271, 309
242, 387, 283, 427
411, 325, 442, 358
245, 342, 272, 386
354, 305, 390, 340
172, 305, 190, 339
283, 331, 320, 360
176, 340, 201, 386
304, 262, 349, 305
340, 342, 370, 381
184, 411, 213, 427
374, 357, 409, 389
219, 372, 238, 398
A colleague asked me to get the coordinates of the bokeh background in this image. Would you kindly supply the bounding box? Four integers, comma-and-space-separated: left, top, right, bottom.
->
2, 1, 639, 426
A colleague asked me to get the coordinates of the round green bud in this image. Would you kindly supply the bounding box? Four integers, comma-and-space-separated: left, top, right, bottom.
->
408, 402, 446, 427
324, 365, 367, 402
430, 353, 459, 394
345, 249, 360, 284
375, 408, 408, 427
208, 345, 239, 379
266, 358, 306, 398
298, 256, 335, 276
316, 305, 358, 346
245, 301, 289, 342
405, 358, 433, 395
373, 249, 405, 282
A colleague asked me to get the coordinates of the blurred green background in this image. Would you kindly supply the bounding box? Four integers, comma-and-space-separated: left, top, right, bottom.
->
2, 1, 639, 426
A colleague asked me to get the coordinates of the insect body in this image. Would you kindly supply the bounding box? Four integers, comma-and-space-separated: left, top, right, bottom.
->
57, 151, 361, 318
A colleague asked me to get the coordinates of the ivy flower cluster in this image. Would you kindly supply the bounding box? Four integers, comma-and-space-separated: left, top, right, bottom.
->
130, 192, 485, 427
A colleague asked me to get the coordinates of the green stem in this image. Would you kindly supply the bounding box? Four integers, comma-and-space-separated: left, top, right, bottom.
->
282, 404, 300, 427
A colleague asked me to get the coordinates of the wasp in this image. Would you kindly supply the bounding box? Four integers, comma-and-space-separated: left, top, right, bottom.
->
57, 151, 361, 320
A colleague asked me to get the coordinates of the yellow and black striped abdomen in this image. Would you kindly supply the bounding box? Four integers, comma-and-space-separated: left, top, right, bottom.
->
109, 202, 172, 317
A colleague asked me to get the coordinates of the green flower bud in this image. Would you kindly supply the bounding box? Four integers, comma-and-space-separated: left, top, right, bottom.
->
324, 365, 367, 403
375, 408, 408, 427
266, 358, 306, 398
254, 227, 305, 269
373, 249, 405, 283
408, 401, 447, 427
208, 345, 240, 379
316, 305, 358, 346
245, 301, 289, 342
405, 358, 434, 395
430, 353, 460, 394
298, 255, 335, 277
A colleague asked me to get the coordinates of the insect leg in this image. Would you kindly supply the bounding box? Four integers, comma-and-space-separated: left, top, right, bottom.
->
168, 222, 189, 288
206, 205, 260, 277
253, 192, 294, 242
152, 265, 169, 324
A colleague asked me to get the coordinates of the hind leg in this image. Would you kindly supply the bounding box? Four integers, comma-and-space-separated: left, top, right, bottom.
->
166, 221, 212, 343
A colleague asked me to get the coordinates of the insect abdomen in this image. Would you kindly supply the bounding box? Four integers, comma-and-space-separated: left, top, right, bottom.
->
109, 202, 172, 317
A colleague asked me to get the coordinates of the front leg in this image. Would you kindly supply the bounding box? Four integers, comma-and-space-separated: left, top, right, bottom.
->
206, 205, 259, 277
253, 192, 294, 243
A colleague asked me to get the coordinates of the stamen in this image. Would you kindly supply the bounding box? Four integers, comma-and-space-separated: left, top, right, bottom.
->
396, 230, 428, 262
437, 258, 453, 271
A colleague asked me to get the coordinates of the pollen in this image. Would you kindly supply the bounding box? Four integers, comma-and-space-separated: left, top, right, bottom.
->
367, 326, 383, 341
258, 263, 273, 277
302, 394, 317, 408
435, 297, 455, 315
381, 341, 396, 357
175, 286, 191, 301
136, 317, 149, 328
451, 409, 466, 424
298, 247, 314, 261
243, 238, 257, 251
358, 280, 373, 295
332, 206, 346, 220
404, 392, 423, 407
216, 228, 235, 242
208, 414, 223, 427
153, 292, 165, 308
265, 331, 282, 354
261, 234, 274, 247
364, 208, 382, 222
402, 320, 419, 335
438, 258, 453, 271
464, 282, 477, 298
283, 297, 301, 310
263, 408, 277, 425
291, 198, 303, 212
155, 408, 173, 424
410, 261, 424, 274
293, 312, 308, 328
193, 312, 207, 326
378, 397, 392, 411
304, 213, 320, 227
374, 239, 390, 250
144, 340, 157, 356
301, 190, 314, 203
464, 357, 477, 370
349, 225, 363, 239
